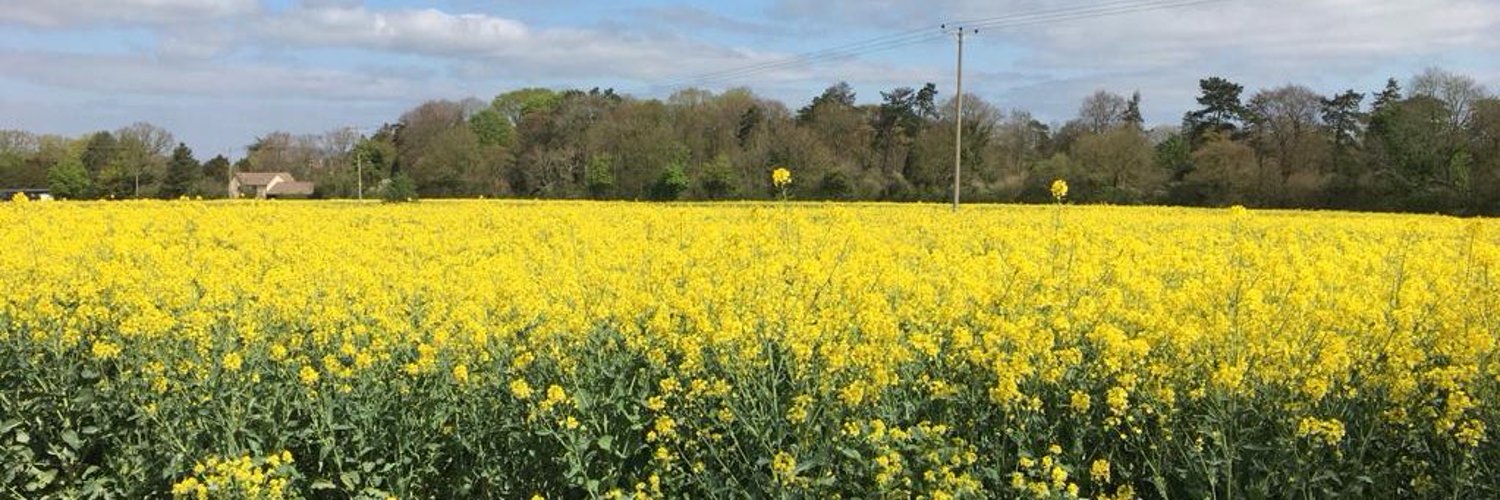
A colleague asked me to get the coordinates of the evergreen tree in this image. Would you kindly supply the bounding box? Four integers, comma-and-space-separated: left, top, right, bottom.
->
1183, 77, 1248, 146
1122, 91, 1145, 129
1321, 90, 1366, 171
1371, 78, 1403, 112
160, 142, 200, 198
81, 131, 117, 178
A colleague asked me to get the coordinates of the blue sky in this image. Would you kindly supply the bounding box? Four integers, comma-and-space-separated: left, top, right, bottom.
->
2, 0, 1497, 157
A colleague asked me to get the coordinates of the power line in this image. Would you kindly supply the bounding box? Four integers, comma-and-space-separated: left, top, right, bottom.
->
948, 0, 1219, 28
658, 0, 1231, 89
961, 0, 1228, 31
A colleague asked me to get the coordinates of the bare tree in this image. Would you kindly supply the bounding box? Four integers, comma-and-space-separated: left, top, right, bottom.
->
1077, 90, 1130, 134
1411, 67, 1490, 127
1247, 85, 1328, 199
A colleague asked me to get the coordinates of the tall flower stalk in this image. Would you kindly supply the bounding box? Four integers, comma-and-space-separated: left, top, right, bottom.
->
773, 167, 792, 202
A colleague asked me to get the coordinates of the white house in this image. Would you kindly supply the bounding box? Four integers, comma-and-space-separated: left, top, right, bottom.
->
230, 172, 315, 199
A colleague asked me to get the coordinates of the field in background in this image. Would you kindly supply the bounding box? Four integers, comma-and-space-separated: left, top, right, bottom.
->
2, 200, 1497, 498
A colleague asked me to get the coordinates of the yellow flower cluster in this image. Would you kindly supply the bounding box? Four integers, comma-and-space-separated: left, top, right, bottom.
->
171, 451, 295, 499
3, 199, 1497, 496
1296, 417, 1346, 448
772, 167, 792, 188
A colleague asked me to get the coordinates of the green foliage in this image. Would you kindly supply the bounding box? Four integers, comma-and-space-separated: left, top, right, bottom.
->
1156, 133, 1193, 180
493, 88, 562, 124
797, 82, 857, 123
159, 143, 199, 199
468, 108, 513, 148
201, 155, 231, 183
80, 131, 116, 177
46, 156, 91, 199
698, 155, 735, 199
585, 154, 615, 198
814, 170, 853, 199
355, 138, 398, 178
382, 174, 418, 203
650, 162, 689, 201
3, 69, 1500, 213
1184, 76, 1249, 146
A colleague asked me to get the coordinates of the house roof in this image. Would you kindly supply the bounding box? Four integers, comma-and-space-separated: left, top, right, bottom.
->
265, 181, 315, 196
234, 172, 295, 186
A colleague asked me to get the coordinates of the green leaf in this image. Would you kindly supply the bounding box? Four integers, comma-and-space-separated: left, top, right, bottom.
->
341, 471, 361, 490
26, 468, 57, 491
61, 430, 82, 450
15, 430, 29, 444
310, 479, 336, 490
597, 436, 613, 451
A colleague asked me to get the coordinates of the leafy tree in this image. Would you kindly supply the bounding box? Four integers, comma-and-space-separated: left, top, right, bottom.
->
4, 135, 71, 191
1368, 95, 1454, 197
493, 88, 563, 125
354, 137, 398, 182
382, 173, 418, 202
396, 100, 467, 177
1185, 131, 1257, 204
412, 126, 503, 197
651, 162, 689, 201
585, 153, 615, 198
1155, 132, 1193, 181
98, 123, 173, 198
699, 154, 735, 199
469, 108, 513, 148
1072, 126, 1160, 202
47, 155, 91, 199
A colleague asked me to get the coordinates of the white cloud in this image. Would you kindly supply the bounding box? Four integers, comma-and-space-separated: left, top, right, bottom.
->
0, 49, 433, 100
774, 0, 1500, 67
4, 0, 1498, 149
0, 0, 259, 27
1015, 0, 1500, 70
259, 5, 529, 53
253, 5, 773, 81
769, 0, 1500, 123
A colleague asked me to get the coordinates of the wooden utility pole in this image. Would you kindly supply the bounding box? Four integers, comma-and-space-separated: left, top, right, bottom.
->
944, 25, 976, 212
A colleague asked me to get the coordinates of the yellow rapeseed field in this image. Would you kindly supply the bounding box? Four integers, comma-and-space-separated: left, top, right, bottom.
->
1, 198, 1497, 498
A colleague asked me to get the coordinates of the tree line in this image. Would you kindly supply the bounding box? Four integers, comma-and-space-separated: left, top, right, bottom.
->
2, 67, 1496, 213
